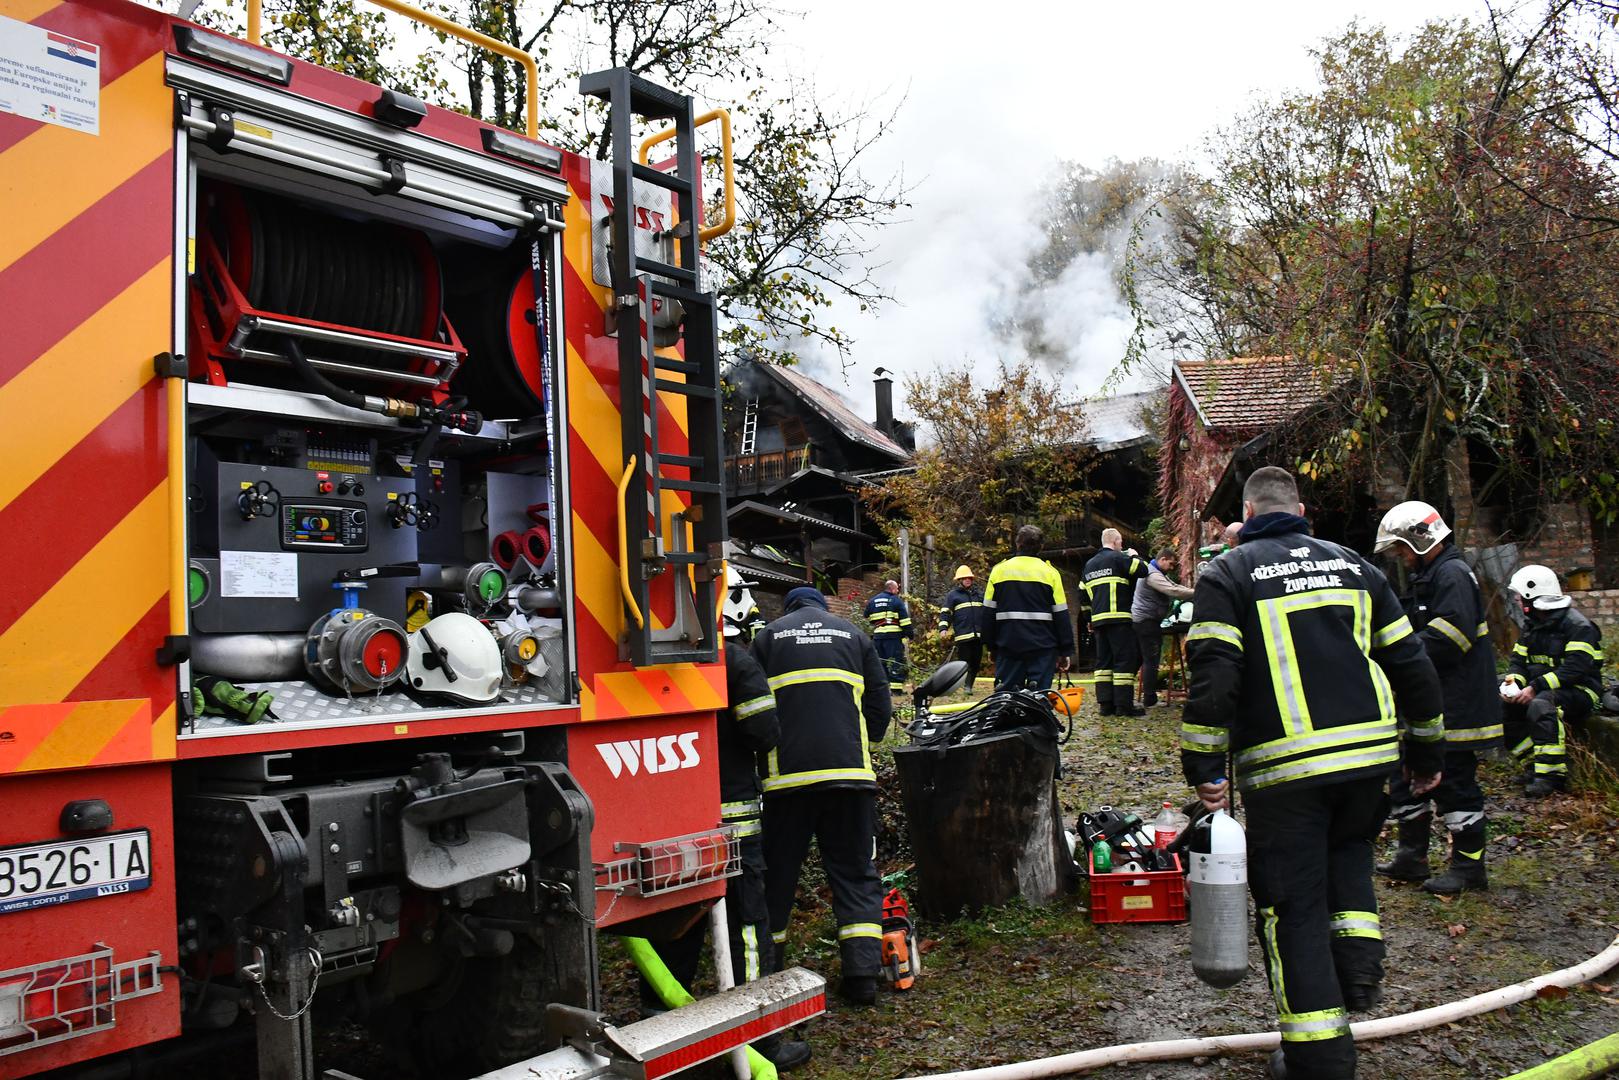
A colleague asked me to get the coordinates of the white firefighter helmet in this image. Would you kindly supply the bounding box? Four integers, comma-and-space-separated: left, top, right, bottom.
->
1508, 564, 1571, 612
407, 612, 503, 704
1374, 501, 1451, 556
954, 565, 975, 581
723, 565, 761, 639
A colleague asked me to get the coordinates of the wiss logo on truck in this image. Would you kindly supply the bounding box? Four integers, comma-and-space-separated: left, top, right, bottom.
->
596, 732, 702, 777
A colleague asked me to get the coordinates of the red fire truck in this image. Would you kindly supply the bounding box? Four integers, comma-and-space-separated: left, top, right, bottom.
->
0, 0, 819, 1075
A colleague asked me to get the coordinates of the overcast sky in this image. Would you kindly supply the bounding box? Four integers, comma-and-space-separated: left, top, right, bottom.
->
774, 0, 1484, 420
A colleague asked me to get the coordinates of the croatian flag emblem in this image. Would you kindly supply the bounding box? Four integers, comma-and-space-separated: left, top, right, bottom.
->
46, 31, 98, 68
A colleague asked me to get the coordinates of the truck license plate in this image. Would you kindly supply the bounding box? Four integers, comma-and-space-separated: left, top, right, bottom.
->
0, 831, 151, 914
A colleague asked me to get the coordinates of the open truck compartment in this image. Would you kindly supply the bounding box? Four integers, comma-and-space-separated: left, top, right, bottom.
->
176, 78, 575, 735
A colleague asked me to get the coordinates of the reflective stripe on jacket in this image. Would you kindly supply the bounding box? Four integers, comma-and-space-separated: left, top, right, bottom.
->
1505, 605, 1603, 705
983, 554, 1075, 655
937, 585, 986, 641
1406, 544, 1502, 748
1083, 548, 1148, 624
863, 592, 913, 638
751, 607, 892, 793
1180, 514, 1445, 794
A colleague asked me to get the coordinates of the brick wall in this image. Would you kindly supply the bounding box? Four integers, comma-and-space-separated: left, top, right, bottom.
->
829, 572, 887, 623
1513, 502, 1595, 576
1565, 588, 1619, 635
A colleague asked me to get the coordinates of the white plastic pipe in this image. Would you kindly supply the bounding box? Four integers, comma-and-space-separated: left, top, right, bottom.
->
708, 898, 751, 1080
918, 933, 1619, 1080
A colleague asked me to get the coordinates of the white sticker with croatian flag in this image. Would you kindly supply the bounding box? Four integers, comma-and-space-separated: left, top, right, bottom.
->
0, 12, 100, 134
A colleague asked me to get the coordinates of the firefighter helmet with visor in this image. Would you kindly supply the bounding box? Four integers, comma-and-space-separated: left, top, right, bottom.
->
1374, 501, 1451, 556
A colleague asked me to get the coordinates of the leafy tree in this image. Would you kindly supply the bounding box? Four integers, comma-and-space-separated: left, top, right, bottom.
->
1123, 16, 1619, 529
865, 360, 1102, 583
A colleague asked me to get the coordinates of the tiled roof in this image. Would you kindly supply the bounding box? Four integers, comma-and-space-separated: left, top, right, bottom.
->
758, 363, 910, 460
1173, 356, 1326, 431
1078, 389, 1162, 450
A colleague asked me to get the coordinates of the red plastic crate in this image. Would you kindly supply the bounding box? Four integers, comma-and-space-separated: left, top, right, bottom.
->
1086, 849, 1188, 924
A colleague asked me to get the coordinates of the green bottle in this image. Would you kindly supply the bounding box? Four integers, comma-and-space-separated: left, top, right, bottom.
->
1093, 839, 1113, 874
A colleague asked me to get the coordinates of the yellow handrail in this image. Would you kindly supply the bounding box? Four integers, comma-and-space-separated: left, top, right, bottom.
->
246, 0, 540, 139
640, 109, 736, 242
617, 458, 646, 630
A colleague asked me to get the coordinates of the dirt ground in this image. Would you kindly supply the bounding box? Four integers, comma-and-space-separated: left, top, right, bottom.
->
727, 690, 1619, 1080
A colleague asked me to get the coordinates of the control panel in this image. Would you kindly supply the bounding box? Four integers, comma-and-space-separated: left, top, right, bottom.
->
281, 503, 368, 551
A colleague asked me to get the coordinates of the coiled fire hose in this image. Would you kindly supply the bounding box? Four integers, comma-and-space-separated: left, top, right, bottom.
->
918, 933, 1619, 1079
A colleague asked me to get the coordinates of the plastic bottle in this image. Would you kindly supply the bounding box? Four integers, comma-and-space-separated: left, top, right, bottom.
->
1153, 801, 1184, 849
1188, 806, 1248, 988
1092, 839, 1112, 874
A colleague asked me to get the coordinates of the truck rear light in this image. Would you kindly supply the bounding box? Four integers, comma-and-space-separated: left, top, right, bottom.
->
0, 946, 162, 1059
596, 828, 739, 898
175, 26, 292, 84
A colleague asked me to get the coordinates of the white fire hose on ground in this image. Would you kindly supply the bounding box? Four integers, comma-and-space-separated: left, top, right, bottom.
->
918, 933, 1619, 1080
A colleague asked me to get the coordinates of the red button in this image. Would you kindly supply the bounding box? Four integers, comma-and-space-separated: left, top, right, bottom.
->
318, 481, 334, 494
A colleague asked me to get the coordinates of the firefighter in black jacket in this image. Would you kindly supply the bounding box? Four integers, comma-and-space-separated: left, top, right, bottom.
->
651, 614, 810, 1069
1082, 527, 1149, 716
1182, 468, 1445, 1080
1373, 502, 1502, 894
863, 580, 913, 693
984, 525, 1074, 690
753, 586, 893, 1006
1503, 564, 1602, 797
937, 564, 987, 688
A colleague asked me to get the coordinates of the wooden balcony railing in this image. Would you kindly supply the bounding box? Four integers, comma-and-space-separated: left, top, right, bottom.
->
726, 445, 813, 490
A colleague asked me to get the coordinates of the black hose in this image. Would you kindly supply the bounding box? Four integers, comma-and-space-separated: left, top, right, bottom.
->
909, 689, 1067, 749
284, 336, 369, 411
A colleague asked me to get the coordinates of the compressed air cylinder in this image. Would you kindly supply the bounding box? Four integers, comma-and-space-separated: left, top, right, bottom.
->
1188, 809, 1248, 988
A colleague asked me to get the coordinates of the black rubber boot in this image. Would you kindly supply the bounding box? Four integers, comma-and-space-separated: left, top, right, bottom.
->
1343, 981, 1383, 1012
1423, 858, 1488, 893
1375, 817, 1430, 881
837, 975, 878, 1006
1424, 821, 1488, 893
756, 1036, 812, 1072
1525, 775, 1567, 798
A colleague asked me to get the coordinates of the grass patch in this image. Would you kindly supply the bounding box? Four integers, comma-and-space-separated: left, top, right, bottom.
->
1569, 741, 1619, 810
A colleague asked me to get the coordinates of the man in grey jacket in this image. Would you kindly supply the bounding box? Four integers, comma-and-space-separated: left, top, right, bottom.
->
1131, 548, 1195, 709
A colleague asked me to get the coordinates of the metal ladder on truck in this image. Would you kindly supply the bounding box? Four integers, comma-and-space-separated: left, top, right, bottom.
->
581, 68, 726, 666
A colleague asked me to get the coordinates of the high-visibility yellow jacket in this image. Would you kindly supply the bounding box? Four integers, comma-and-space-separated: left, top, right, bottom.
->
984, 554, 1074, 655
